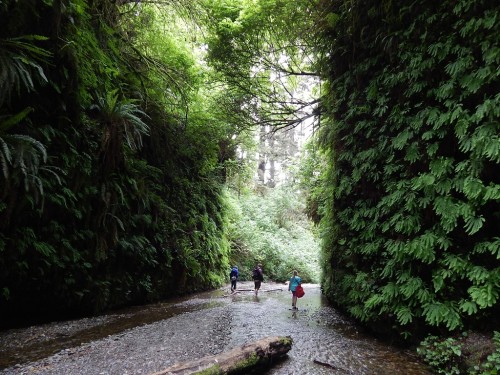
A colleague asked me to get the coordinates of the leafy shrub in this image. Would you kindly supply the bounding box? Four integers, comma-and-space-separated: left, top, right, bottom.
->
418, 332, 500, 375
417, 335, 463, 375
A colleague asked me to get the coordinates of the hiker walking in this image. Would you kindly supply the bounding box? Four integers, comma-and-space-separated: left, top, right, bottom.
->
230, 265, 239, 293
252, 263, 264, 295
288, 270, 302, 310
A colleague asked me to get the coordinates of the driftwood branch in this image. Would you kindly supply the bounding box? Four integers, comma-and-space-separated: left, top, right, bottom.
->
313, 359, 349, 373
151, 336, 292, 375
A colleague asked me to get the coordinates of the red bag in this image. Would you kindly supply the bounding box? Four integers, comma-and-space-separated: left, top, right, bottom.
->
295, 285, 305, 298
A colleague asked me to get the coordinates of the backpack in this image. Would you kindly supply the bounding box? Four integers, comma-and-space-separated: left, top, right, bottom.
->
296, 284, 305, 298
230, 268, 238, 280
252, 268, 262, 281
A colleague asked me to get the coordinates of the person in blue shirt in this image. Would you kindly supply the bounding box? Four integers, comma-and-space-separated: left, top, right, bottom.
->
288, 270, 302, 310
230, 266, 239, 293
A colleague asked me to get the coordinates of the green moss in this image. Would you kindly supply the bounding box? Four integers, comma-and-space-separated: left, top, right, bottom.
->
279, 336, 293, 347
192, 353, 262, 374
229, 353, 260, 372
195, 365, 222, 374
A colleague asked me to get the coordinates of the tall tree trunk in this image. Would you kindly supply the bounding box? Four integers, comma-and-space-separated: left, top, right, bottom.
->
257, 125, 267, 184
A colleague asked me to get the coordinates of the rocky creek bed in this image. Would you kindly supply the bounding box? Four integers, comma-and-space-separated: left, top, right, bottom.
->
0, 282, 433, 374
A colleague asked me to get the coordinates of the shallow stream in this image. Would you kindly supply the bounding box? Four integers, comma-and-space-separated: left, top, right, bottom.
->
0, 282, 432, 374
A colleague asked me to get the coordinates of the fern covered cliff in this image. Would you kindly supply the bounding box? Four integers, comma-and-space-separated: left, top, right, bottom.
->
317, 0, 500, 339
0, 0, 231, 326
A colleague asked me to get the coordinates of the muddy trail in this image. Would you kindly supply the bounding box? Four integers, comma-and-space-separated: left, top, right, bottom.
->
0, 282, 432, 374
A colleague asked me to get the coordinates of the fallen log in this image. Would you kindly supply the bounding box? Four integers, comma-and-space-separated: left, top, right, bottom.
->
224, 288, 283, 296
258, 288, 284, 292
151, 336, 292, 375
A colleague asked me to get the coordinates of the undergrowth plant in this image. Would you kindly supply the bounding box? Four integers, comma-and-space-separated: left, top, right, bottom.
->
226, 185, 321, 283
418, 332, 500, 375
418, 335, 463, 375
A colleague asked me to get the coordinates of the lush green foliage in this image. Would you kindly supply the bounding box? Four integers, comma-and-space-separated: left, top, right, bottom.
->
418, 332, 500, 375
296, 135, 329, 224
0, 0, 231, 325
316, 0, 500, 338
2, 1, 498, 358
200, 0, 323, 288
203, 0, 319, 131
0, 32, 52, 199
226, 186, 320, 283
418, 335, 463, 374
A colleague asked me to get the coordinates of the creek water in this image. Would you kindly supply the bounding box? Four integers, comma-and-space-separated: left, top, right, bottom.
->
0, 282, 432, 374
223, 282, 431, 374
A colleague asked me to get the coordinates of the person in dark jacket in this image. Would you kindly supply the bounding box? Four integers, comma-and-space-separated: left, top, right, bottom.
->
252, 263, 264, 295
230, 266, 239, 293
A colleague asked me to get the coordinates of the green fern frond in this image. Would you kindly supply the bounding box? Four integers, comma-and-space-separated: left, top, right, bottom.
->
459, 300, 478, 315
468, 284, 499, 309
463, 215, 485, 235
0, 35, 51, 105
0, 107, 34, 133
396, 306, 413, 325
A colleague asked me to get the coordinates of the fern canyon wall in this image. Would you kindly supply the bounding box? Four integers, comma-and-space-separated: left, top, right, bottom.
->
1, 0, 499, 347
0, 0, 230, 326
316, 0, 499, 339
